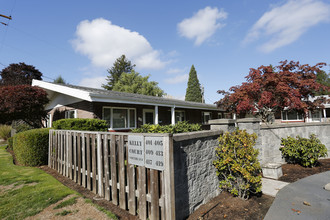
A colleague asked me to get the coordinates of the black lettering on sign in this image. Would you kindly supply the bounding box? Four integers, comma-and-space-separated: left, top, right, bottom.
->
146, 150, 153, 155
154, 140, 163, 146
129, 140, 142, 146
156, 161, 163, 167
146, 140, 152, 145
146, 159, 152, 165
155, 151, 163, 156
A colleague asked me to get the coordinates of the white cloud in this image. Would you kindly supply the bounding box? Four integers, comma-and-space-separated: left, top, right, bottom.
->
164, 74, 188, 84
177, 6, 228, 46
244, 0, 330, 52
166, 67, 187, 74
72, 18, 167, 69
78, 76, 105, 89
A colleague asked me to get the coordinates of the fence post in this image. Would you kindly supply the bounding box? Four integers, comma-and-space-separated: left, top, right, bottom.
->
164, 134, 176, 220
97, 133, 104, 196
48, 130, 52, 168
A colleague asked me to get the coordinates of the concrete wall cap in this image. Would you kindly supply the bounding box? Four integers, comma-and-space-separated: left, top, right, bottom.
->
208, 119, 236, 124
173, 130, 222, 142
237, 118, 261, 123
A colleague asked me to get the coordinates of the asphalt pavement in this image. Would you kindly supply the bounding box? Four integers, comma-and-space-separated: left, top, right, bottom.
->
264, 171, 330, 220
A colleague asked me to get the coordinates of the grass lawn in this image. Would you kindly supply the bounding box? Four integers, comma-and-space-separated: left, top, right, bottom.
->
0, 145, 76, 219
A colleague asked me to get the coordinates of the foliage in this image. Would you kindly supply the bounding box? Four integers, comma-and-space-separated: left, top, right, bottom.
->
102, 55, 135, 90
316, 70, 330, 95
13, 128, 50, 166
185, 65, 203, 102
0, 145, 75, 219
0, 85, 49, 128
213, 129, 262, 200
0, 124, 11, 140
53, 75, 66, 84
6, 137, 13, 150
132, 121, 201, 134
216, 61, 330, 123
280, 134, 327, 167
14, 123, 34, 133
112, 70, 165, 97
0, 62, 42, 86
52, 118, 108, 131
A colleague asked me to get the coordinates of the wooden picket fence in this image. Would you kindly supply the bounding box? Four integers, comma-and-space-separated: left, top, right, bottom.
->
48, 130, 175, 220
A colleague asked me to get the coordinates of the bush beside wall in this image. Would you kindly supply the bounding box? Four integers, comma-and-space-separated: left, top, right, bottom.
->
52, 118, 108, 131
13, 128, 50, 166
132, 121, 201, 134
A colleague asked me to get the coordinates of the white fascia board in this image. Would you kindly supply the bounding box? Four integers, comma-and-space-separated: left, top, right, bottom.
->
32, 79, 92, 101
91, 95, 218, 111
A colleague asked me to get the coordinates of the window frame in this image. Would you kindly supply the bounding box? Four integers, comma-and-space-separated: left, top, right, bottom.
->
143, 109, 155, 125
65, 109, 77, 119
202, 112, 212, 124
102, 107, 136, 130
175, 110, 186, 123
281, 110, 304, 122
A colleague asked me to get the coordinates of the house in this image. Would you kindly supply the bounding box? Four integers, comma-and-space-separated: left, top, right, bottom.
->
32, 80, 224, 130
279, 95, 330, 123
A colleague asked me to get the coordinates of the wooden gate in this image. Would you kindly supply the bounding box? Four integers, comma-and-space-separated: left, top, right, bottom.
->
48, 130, 175, 220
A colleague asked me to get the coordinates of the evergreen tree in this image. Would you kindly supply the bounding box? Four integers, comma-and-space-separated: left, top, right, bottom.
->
185, 65, 202, 102
102, 55, 135, 90
54, 75, 66, 84
112, 70, 165, 97
316, 70, 330, 95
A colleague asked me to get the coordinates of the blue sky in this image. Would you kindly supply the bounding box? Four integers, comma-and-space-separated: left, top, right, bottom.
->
1, 0, 330, 104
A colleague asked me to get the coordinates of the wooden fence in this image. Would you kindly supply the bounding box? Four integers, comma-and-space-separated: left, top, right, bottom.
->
49, 130, 175, 220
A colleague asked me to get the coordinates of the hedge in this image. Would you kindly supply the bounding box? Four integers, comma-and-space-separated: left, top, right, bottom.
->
132, 121, 201, 134
13, 128, 50, 166
52, 118, 108, 131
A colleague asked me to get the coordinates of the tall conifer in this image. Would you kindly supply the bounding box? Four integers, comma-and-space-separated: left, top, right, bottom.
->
185, 65, 202, 102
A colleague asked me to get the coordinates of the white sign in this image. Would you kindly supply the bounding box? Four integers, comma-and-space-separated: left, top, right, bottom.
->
144, 136, 164, 171
127, 136, 144, 166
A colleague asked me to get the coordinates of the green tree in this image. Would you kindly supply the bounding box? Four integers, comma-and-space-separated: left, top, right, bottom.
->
102, 55, 135, 90
185, 65, 202, 102
112, 70, 165, 97
316, 70, 330, 95
54, 75, 66, 84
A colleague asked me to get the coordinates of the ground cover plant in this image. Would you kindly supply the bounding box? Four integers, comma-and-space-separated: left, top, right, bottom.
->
280, 134, 327, 167
0, 145, 75, 219
132, 121, 201, 133
213, 129, 262, 200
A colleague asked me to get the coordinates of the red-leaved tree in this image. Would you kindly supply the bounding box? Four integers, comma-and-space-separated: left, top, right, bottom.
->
0, 85, 49, 127
216, 61, 330, 123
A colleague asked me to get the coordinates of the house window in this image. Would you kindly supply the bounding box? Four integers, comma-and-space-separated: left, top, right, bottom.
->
143, 109, 154, 124
281, 110, 303, 121
65, 110, 76, 119
202, 112, 211, 124
102, 107, 136, 129
218, 113, 223, 119
175, 111, 185, 123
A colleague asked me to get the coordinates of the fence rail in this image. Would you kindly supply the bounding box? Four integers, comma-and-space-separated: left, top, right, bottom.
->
49, 130, 175, 220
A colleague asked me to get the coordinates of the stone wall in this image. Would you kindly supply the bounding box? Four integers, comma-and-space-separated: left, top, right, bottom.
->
257, 123, 330, 164
172, 130, 222, 220
209, 119, 330, 165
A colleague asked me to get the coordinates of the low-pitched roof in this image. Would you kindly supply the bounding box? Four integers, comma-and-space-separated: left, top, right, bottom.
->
32, 79, 221, 111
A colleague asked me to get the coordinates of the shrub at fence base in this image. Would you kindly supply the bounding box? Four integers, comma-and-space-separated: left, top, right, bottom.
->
13, 128, 50, 166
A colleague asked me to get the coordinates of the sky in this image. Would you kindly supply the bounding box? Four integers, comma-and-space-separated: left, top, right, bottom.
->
1, 0, 330, 104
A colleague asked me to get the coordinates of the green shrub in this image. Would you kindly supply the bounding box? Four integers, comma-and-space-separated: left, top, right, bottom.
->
6, 137, 13, 150
13, 128, 50, 166
0, 124, 11, 140
52, 118, 108, 131
280, 134, 327, 167
213, 129, 262, 200
132, 121, 201, 134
